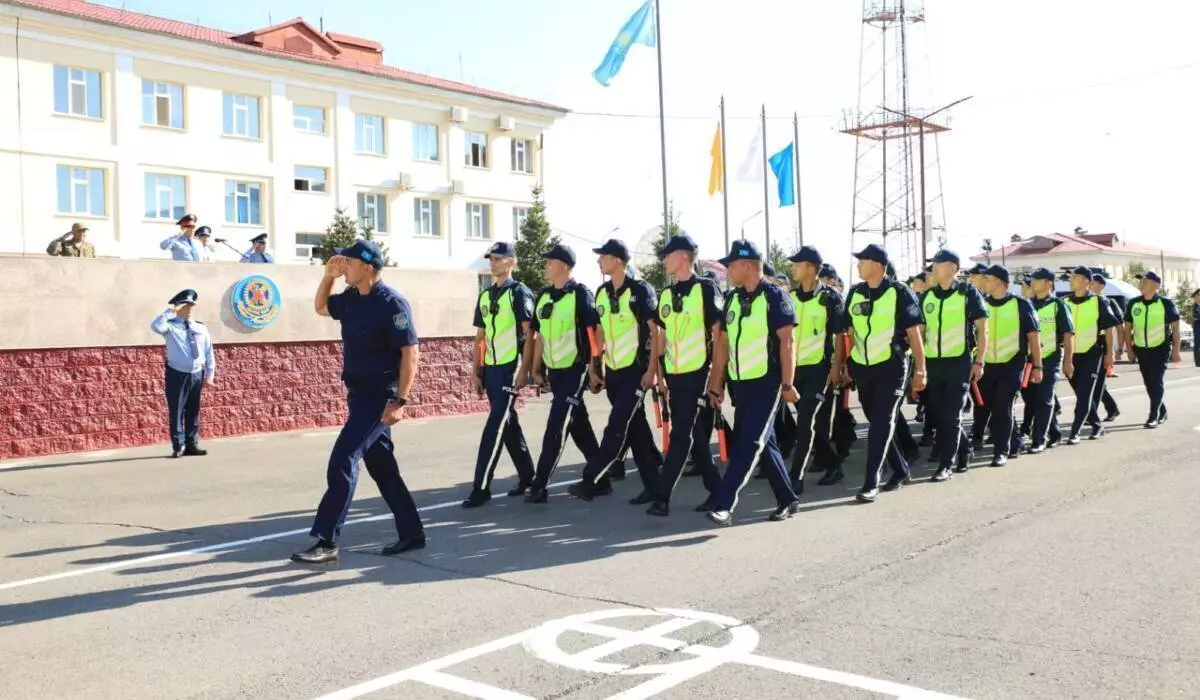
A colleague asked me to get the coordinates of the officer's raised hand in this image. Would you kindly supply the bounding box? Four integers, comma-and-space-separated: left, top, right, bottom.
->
380, 400, 405, 425
324, 255, 349, 279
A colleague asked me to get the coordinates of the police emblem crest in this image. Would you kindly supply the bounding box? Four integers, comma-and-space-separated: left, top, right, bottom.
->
394, 312, 410, 330
726, 309, 735, 324
660, 304, 672, 319
924, 302, 935, 314
230, 275, 281, 329
1132, 306, 1143, 316
598, 305, 606, 317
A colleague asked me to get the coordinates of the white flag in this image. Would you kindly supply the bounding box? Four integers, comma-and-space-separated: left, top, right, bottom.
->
735, 123, 763, 183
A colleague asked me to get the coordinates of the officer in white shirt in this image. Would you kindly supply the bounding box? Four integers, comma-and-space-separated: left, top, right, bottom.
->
150, 289, 216, 457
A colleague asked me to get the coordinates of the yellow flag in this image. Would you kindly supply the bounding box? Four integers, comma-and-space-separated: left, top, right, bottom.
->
707, 122, 723, 196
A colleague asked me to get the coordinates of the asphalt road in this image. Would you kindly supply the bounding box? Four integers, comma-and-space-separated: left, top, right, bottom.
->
2, 365, 1199, 699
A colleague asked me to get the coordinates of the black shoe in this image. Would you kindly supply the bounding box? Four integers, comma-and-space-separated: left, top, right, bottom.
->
461, 490, 491, 508
1047, 434, 1062, 448
628, 490, 656, 506
182, 444, 207, 456
1143, 419, 1159, 429
381, 533, 426, 556
1159, 406, 1168, 422
991, 454, 1008, 467
524, 488, 548, 504
1103, 409, 1120, 423
507, 482, 531, 497
646, 501, 669, 517
170, 447, 183, 458
707, 509, 733, 527
291, 540, 338, 565
768, 501, 801, 521
817, 469, 844, 486
567, 482, 595, 501
592, 479, 614, 496
1066, 434, 1081, 445
693, 495, 717, 512
1090, 424, 1104, 440
1027, 444, 1046, 454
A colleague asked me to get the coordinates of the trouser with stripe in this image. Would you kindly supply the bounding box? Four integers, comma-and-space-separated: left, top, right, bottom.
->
714, 375, 796, 511
1067, 351, 1104, 436
1029, 353, 1062, 448
164, 366, 204, 450
980, 360, 1024, 458
850, 357, 911, 491
925, 359, 971, 469
1133, 344, 1169, 421
471, 362, 536, 493
790, 363, 839, 479
531, 364, 599, 489
581, 365, 662, 490
656, 371, 721, 502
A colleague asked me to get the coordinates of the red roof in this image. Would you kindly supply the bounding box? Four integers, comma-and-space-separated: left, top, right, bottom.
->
970, 232, 1192, 262
6, 0, 568, 112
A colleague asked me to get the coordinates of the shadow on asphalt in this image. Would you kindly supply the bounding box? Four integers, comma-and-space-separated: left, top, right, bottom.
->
0, 456, 166, 474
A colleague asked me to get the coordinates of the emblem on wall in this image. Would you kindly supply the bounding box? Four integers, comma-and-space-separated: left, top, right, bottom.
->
231, 275, 282, 329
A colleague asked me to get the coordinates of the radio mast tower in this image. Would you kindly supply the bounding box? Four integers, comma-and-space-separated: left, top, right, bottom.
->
842, 1, 953, 278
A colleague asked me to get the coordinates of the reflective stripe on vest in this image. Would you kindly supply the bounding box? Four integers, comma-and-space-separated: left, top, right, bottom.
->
1035, 299, 1059, 359
791, 291, 829, 367
597, 286, 639, 370
848, 287, 896, 365
726, 293, 771, 381
985, 297, 1021, 363
536, 291, 579, 369
1131, 297, 1166, 348
1069, 296, 1100, 353
480, 288, 519, 366
660, 284, 707, 375
922, 290, 968, 359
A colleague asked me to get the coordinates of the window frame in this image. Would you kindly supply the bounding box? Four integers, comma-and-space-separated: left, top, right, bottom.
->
511, 138, 534, 174
144, 173, 187, 221
293, 165, 329, 193
55, 165, 106, 217
413, 198, 441, 237
293, 105, 327, 134
224, 180, 263, 225
53, 65, 103, 119
357, 192, 389, 233
355, 114, 386, 155
465, 202, 491, 240
412, 122, 440, 162
222, 92, 261, 139
464, 131, 489, 168
141, 79, 184, 129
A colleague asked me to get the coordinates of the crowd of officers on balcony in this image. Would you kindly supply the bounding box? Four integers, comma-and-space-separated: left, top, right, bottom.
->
45, 214, 274, 263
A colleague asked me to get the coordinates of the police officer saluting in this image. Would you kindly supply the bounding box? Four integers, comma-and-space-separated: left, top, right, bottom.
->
240, 233, 274, 263
1124, 270, 1182, 428
569, 239, 664, 501
462, 242, 537, 508
292, 240, 425, 565
706, 240, 801, 525
977, 265, 1042, 465
525, 244, 601, 503
150, 289, 215, 458
1063, 266, 1120, 443
1026, 267, 1075, 451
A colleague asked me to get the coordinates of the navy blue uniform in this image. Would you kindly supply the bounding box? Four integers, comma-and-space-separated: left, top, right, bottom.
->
470, 279, 537, 495
309, 283, 423, 543
789, 283, 848, 486
920, 283, 989, 471
1096, 297, 1124, 418
1127, 295, 1180, 423
1192, 304, 1200, 367
1066, 294, 1120, 438
978, 294, 1040, 460
1028, 295, 1074, 449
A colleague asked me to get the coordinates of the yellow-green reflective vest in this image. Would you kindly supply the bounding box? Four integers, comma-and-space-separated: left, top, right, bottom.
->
985, 296, 1021, 363
1131, 297, 1167, 348
660, 283, 707, 375
597, 285, 639, 370
791, 289, 830, 367
726, 292, 771, 381
922, 289, 968, 359
1035, 298, 1060, 359
1069, 295, 1100, 353
536, 290, 579, 370
479, 286, 520, 366
848, 286, 896, 365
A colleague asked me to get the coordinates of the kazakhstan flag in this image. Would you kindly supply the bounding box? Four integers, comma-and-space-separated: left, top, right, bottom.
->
592, 0, 657, 87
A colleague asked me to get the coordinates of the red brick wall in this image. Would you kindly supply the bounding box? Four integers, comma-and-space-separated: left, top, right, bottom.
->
0, 337, 491, 460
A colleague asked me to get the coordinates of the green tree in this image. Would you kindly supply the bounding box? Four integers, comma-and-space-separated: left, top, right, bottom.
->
513, 185, 560, 291
1121, 261, 1147, 286
1170, 283, 1195, 323
316, 207, 391, 266
766, 241, 790, 280
640, 203, 683, 292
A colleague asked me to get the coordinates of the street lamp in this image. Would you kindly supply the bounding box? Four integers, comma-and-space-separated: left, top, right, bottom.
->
740, 210, 764, 242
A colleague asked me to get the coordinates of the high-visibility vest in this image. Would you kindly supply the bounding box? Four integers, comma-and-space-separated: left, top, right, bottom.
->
922, 288, 968, 359
1035, 297, 1060, 359
1068, 295, 1100, 353
596, 285, 639, 370
479, 286, 520, 366
536, 290, 579, 370
1130, 297, 1167, 348
726, 292, 771, 381
659, 283, 707, 375
791, 288, 831, 367
848, 286, 896, 365
985, 296, 1021, 363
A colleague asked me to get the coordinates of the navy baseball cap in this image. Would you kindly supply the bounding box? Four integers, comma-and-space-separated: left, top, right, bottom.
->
818, 263, 838, 279
484, 241, 516, 259
592, 238, 630, 262
540, 243, 577, 267
1143, 270, 1163, 284
718, 239, 762, 266
763, 262, 777, 278
788, 245, 823, 266
985, 264, 1010, 285
928, 249, 960, 266
966, 263, 989, 275
169, 288, 198, 306
1089, 273, 1107, 284
1071, 265, 1092, 278
853, 243, 889, 266
659, 234, 698, 257
1030, 267, 1055, 281
336, 239, 385, 269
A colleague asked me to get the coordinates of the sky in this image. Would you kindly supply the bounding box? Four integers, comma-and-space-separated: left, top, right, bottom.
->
99, 0, 1200, 281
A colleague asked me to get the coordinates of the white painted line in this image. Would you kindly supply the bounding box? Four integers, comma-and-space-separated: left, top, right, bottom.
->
737, 653, 968, 699
411, 671, 536, 700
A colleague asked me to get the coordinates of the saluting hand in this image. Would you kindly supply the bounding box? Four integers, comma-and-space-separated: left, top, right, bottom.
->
380, 401, 405, 425
324, 255, 349, 279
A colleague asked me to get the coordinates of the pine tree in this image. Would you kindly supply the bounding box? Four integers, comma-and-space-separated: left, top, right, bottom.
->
316, 207, 391, 266
513, 185, 560, 290
767, 241, 790, 280
640, 204, 683, 292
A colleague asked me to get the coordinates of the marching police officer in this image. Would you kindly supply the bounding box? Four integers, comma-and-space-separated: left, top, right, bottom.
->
1191, 289, 1200, 368
1026, 267, 1075, 451
525, 244, 601, 503
1063, 266, 1119, 443
842, 244, 926, 503
647, 234, 725, 516
292, 240, 425, 564
160, 213, 205, 261
964, 263, 992, 449
977, 265, 1042, 466
569, 239, 664, 501
919, 249, 988, 481
1124, 270, 1182, 428
820, 265, 858, 459
1088, 272, 1123, 422
462, 242, 537, 508
241, 233, 274, 263
150, 289, 215, 458
705, 240, 800, 526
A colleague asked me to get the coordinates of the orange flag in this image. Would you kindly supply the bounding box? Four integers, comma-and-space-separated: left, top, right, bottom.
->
707, 122, 724, 196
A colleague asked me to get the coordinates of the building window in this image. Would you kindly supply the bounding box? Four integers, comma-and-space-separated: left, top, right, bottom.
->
412, 123, 439, 161
296, 232, 325, 260
293, 105, 326, 134
355, 114, 385, 154
55, 165, 105, 216
225, 180, 262, 225
465, 132, 488, 168
511, 139, 534, 174
357, 192, 388, 233
466, 202, 491, 239
144, 174, 186, 220
141, 80, 184, 129
478, 274, 491, 294
293, 166, 328, 193
222, 92, 261, 138
53, 65, 102, 119
413, 198, 440, 237
512, 206, 530, 237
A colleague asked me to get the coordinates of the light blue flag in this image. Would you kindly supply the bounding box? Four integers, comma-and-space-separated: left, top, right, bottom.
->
592, 0, 657, 87
768, 143, 796, 207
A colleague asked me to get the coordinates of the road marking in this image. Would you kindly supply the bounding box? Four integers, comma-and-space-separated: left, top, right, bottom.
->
314, 608, 969, 700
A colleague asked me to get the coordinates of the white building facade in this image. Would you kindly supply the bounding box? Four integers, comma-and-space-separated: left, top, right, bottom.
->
0, 1, 567, 270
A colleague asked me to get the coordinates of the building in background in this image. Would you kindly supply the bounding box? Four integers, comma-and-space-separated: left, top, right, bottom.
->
0, 0, 568, 268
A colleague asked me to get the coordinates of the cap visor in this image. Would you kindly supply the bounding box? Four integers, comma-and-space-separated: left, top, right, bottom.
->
591, 247, 605, 255
717, 255, 737, 267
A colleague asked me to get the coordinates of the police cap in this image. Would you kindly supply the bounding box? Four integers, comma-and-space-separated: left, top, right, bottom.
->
852, 243, 889, 266
336, 239, 385, 269
592, 238, 630, 262
195, 226, 212, 237
484, 241, 516, 259
717, 239, 762, 266
659, 234, 698, 258
928, 248, 961, 266
1030, 267, 1056, 281
540, 243, 577, 268
169, 289, 198, 306
788, 245, 823, 266
985, 264, 1011, 285
176, 213, 197, 226
1143, 270, 1163, 284
250, 233, 268, 245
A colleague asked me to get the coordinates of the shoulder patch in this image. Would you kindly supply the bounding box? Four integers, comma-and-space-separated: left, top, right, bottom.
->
393, 312, 410, 330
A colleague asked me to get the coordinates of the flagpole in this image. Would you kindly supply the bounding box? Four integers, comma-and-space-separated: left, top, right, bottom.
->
760, 104, 771, 252
793, 112, 803, 248
720, 96, 730, 251
653, 0, 670, 244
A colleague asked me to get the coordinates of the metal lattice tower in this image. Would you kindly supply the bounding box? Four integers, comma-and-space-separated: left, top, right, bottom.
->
841, 1, 950, 279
